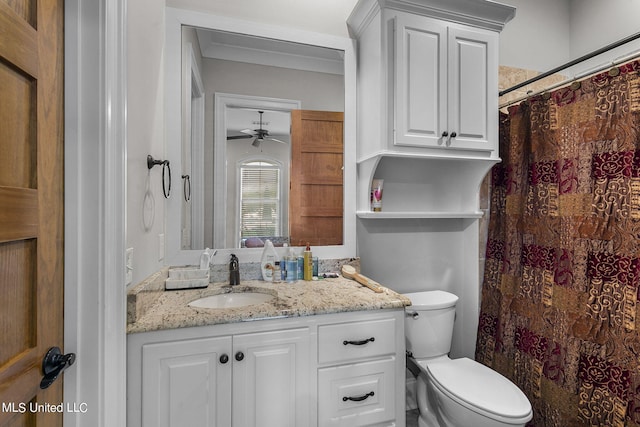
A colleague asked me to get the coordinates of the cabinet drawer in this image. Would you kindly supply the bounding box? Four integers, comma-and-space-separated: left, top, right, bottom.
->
318, 318, 396, 364
318, 357, 395, 426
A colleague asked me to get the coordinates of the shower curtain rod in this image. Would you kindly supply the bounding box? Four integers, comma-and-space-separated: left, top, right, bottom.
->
499, 48, 640, 109
499, 30, 640, 97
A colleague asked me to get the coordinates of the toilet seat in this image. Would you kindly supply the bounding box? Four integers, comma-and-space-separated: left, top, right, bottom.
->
421, 358, 532, 424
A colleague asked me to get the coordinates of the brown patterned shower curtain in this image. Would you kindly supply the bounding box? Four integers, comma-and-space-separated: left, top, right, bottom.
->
476, 60, 640, 427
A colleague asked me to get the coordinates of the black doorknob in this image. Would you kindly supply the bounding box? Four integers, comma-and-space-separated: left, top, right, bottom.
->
235, 352, 245, 362
219, 354, 229, 364
40, 347, 76, 389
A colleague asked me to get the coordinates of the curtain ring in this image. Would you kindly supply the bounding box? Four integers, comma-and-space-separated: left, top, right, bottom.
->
162, 160, 171, 199
182, 174, 191, 202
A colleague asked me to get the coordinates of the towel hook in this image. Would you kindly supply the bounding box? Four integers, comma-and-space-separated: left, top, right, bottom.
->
182, 174, 191, 202
147, 155, 171, 199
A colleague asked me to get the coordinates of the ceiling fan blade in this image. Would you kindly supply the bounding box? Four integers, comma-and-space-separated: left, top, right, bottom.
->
251, 137, 261, 147
227, 134, 253, 140
266, 137, 287, 144
240, 128, 257, 135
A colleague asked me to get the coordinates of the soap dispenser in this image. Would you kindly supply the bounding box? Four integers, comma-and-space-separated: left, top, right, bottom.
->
229, 254, 240, 286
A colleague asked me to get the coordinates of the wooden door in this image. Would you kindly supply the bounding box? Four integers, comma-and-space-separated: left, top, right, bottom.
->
0, 1, 65, 426
290, 110, 343, 246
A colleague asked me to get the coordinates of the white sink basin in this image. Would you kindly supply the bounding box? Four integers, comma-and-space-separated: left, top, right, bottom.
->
189, 292, 274, 309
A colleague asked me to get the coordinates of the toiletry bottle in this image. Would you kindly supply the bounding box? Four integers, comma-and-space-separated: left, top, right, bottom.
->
286, 246, 297, 282
200, 248, 212, 270
371, 178, 384, 211
260, 239, 278, 281
297, 254, 304, 280
303, 243, 313, 281
272, 261, 281, 283
229, 254, 240, 286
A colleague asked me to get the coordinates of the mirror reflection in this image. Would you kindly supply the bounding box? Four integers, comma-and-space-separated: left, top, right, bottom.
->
224, 108, 291, 249
179, 26, 345, 250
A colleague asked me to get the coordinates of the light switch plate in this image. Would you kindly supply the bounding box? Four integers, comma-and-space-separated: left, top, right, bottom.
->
158, 234, 165, 261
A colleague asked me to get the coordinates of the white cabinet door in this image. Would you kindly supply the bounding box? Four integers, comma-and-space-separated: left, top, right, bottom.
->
142, 336, 233, 427
393, 13, 497, 153
394, 14, 447, 148
448, 26, 498, 151
232, 328, 310, 427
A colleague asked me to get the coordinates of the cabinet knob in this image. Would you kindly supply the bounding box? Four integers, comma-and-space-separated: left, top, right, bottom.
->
219, 354, 229, 364
441, 131, 448, 137
450, 131, 457, 138
235, 352, 245, 362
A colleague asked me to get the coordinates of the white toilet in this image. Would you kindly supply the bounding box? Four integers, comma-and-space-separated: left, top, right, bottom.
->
403, 290, 532, 427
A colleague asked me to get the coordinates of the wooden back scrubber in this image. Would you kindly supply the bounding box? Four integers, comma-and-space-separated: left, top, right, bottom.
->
341, 265, 384, 293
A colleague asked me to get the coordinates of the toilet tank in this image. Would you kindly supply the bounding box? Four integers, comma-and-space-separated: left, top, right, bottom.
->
403, 291, 459, 359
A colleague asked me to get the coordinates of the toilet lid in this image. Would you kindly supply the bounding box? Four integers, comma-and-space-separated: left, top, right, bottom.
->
427, 358, 532, 421
403, 290, 458, 309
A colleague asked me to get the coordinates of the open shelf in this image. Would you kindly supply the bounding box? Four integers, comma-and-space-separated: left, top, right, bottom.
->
357, 154, 499, 215
356, 210, 484, 219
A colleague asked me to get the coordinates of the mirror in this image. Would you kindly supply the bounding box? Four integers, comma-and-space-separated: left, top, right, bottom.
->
165, 7, 356, 265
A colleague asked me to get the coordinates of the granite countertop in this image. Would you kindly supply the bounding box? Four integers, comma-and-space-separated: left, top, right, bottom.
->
127, 275, 411, 334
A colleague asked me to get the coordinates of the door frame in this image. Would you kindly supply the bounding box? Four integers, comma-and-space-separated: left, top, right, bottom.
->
64, 1, 127, 426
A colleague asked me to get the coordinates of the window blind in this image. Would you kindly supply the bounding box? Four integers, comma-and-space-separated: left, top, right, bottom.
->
240, 162, 280, 238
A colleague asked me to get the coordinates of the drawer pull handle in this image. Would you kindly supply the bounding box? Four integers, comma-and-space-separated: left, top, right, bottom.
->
343, 391, 375, 402
343, 337, 375, 346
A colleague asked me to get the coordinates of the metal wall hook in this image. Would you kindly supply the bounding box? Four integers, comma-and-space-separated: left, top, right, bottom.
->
182, 174, 191, 202
147, 154, 166, 170
147, 155, 171, 198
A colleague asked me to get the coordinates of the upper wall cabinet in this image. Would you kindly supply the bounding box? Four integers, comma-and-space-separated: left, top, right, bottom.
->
348, 0, 515, 216
348, 0, 514, 161
394, 15, 497, 152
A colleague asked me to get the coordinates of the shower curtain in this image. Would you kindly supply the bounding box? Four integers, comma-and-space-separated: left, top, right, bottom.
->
476, 60, 640, 427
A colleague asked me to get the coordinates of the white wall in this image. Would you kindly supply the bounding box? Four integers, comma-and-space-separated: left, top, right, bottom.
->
127, 0, 166, 285
498, 0, 571, 72
567, 0, 640, 77
499, 0, 640, 77
569, 0, 640, 59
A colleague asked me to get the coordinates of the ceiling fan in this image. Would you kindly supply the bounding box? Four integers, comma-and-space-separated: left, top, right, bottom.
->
227, 110, 287, 147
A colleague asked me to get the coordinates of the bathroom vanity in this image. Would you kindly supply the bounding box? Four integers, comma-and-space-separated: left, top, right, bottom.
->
127, 274, 410, 427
